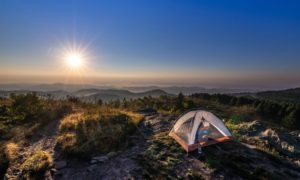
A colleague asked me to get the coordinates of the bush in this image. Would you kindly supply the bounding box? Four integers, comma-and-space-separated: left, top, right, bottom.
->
56, 110, 142, 158
10, 93, 43, 122
282, 109, 300, 129
20, 151, 53, 179
230, 114, 244, 124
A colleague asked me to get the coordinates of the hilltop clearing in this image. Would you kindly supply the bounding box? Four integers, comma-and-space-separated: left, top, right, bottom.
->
1, 92, 300, 179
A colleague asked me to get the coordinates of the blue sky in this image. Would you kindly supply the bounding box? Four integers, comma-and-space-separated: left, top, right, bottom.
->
1, 0, 300, 88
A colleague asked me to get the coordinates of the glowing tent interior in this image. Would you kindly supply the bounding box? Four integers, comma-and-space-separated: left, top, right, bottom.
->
169, 110, 233, 152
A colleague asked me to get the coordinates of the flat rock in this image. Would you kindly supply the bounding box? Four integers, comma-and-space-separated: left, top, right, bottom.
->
55, 160, 67, 170
92, 156, 108, 163
107, 152, 118, 158
50, 168, 58, 173
87, 164, 97, 172
90, 159, 98, 164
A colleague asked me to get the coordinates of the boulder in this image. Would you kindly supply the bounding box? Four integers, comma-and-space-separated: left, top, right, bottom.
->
261, 129, 280, 142
238, 120, 266, 136
281, 141, 295, 153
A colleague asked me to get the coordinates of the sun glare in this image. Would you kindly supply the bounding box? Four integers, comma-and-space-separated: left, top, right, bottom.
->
58, 40, 92, 76
67, 54, 83, 69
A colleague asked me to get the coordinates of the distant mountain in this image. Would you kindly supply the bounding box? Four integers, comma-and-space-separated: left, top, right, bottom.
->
125, 86, 258, 95
0, 83, 259, 95
0, 83, 115, 92
75, 89, 171, 102
0, 88, 171, 102
136, 89, 169, 97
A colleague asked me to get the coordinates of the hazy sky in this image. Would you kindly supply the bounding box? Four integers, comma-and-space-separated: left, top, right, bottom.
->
1, 0, 300, 88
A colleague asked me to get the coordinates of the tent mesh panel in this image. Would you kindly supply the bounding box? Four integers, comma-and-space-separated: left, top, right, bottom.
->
175, 117, 194, 144
195, 121, 224, 143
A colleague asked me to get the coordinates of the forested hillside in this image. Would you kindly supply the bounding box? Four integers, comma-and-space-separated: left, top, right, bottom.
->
256, 88, 300, 104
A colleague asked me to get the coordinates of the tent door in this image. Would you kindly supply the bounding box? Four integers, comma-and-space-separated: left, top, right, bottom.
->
195, 119, 224, 143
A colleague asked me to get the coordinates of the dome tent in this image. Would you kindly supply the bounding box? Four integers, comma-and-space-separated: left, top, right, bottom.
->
169, 110, 232, 152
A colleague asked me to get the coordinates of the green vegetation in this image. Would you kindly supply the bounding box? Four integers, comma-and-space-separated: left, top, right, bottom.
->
20, 151, 53, 179
138, 132, 188, 179
0, 92, 72, 140
112, 93, 300, 130
256, 87, 300, 104
0, 93, 70, 177
56, 108, 143, 158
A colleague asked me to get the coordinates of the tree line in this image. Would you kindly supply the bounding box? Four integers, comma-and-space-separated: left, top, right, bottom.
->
102, 93, 300, 130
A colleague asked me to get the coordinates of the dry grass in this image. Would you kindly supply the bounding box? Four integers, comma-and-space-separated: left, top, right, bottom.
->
120, 110, 143, 125
5, 142, 19, 162
56, 109, 143, 157
56, 133, 77, 153
59, 112, 84, 132
20, 151, 53, 179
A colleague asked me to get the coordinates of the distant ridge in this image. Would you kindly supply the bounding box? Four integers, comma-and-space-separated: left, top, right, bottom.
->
74, 88, 171, 102
123, 86, 258, 95
0, 83, 259, 94
0, 88, 171, 102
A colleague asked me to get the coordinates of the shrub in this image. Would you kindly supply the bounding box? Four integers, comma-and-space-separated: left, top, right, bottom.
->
56, 133, 77, 155
56, 110, 142, 158
281, 108, 300, 129
10, 93, 43, 122
230, 114, 244, 124
20, 151, 53, 179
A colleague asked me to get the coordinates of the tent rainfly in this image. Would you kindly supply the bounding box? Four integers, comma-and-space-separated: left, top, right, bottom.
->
169, 110, 233, 152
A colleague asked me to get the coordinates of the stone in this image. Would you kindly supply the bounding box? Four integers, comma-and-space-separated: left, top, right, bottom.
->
92, 156, 108, 163
55, 160, 67, 170
54, 170, 63, 176
87, 164, 97, 172
50, 168, 57, 173
107, 152, 117, 158
90, 159, 98, 164
281, 141, 295, 153
51, 168, 63, 176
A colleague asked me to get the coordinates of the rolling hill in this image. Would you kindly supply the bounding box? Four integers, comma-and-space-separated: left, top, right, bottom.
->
0, 88, 171, 102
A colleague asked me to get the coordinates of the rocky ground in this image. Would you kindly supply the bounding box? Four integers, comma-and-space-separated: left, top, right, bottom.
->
4, 112, 300, 179
49, 113, 171, 179
5, 118, 60, 179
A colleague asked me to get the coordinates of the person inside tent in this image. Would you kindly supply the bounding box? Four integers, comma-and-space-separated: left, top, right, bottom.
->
196, 119, 210, 154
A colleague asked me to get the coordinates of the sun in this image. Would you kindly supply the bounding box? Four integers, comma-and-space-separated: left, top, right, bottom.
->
57, 40, 91, 73
66, 54, 83, 69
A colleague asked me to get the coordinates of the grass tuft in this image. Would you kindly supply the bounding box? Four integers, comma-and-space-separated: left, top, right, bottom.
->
5, 142, 19, 162
20, 151, 53, 179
